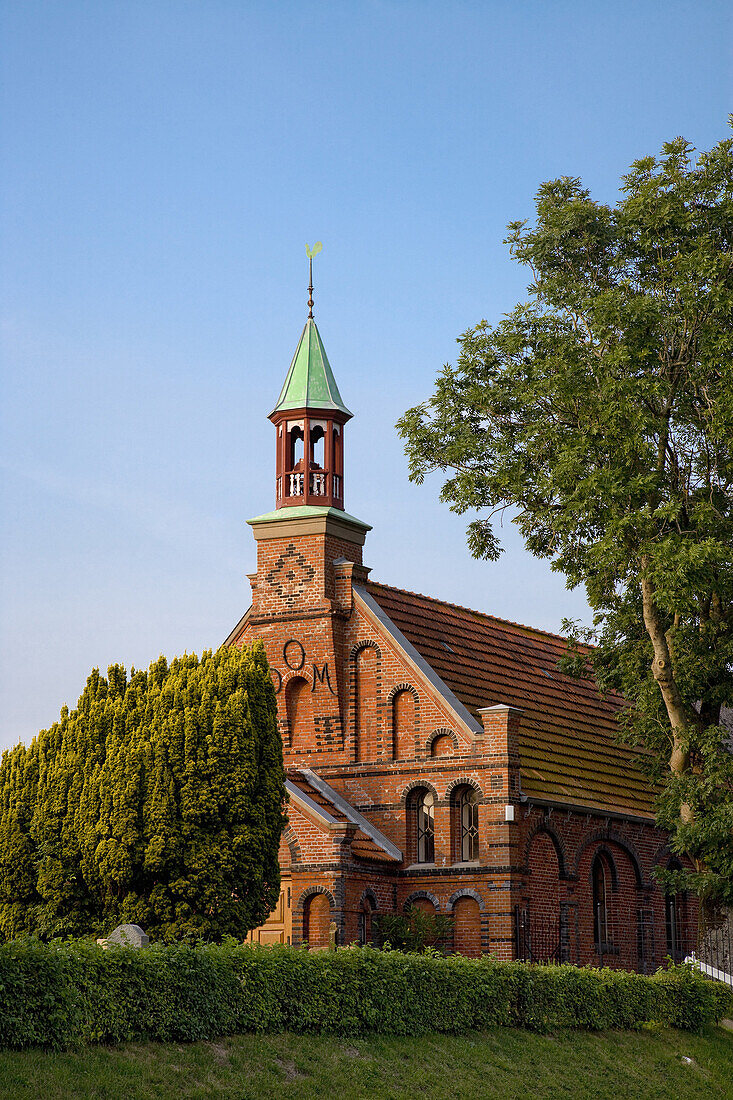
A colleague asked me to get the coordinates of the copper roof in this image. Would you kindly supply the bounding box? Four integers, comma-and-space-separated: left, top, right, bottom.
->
270, 318, 352, 418
366, 581, 655, 819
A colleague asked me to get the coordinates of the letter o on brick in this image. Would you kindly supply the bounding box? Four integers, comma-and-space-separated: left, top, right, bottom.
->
283, 639, 306, 670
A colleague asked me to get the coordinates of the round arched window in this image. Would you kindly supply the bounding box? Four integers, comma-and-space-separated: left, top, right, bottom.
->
458, 788, 479, 861
415, 789, 435, 864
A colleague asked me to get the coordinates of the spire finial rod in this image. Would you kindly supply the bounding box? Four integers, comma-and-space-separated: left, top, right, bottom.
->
305, 241, 322, 319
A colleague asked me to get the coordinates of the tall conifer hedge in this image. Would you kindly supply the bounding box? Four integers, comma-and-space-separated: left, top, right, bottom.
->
0, 642, 285, 942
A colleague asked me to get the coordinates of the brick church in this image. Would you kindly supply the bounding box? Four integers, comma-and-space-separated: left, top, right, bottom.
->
226, 291, 693, 969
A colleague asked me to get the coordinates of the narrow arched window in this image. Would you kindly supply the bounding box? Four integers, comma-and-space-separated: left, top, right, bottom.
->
592, 853, 608, 948
665, 858, 685, 962
310, 424, 325, 469
459, 788, 479, 861
415, 790, 435, 864
289, 426, 304, 469
358, 896, 375, 946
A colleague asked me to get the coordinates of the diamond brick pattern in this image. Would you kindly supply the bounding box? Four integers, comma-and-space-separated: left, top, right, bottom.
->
265, 543, 316, 607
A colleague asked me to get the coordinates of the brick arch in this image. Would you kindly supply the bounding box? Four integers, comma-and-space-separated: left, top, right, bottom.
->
573, 830, 644, 887
451, 892, 483, 958
650, 840, 694, 876
650, 838, 676, 868
390, 684, 419, 760
299, 887, 334, 950
400, 778, 440, 805
590, 844, 619, 891
295, 885, 336, 912
426, 727, 459, 756
447, 888, 485, 912
386, 682, 418, 705
445, 776, 484, 801
351, 640, 381, 763
281, 825, 302, 865
285, 675, 312, 751
281, 668, 309, 689
358, 887, 379, 910
404, 889, 441, 912
349, 639, 382, 660
523, 824, 567, 879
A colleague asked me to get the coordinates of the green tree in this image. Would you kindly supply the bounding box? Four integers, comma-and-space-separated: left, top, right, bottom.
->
398, 129, 733, 903
0, 643, 286, 941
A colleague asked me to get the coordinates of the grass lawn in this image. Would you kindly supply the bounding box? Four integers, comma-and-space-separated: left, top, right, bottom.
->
0, 1026, 731, 1100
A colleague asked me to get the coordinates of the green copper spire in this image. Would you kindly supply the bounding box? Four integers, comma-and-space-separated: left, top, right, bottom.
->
270, 318, 352, 418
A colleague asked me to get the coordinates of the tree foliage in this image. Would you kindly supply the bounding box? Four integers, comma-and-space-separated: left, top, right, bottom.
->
0, 642, 286, 942
398, 129, 733, 902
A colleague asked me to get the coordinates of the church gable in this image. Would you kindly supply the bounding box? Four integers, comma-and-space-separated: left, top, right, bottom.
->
364, 580, 654, 819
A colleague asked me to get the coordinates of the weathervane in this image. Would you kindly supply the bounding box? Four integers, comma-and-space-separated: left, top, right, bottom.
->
305, 241, 322, 318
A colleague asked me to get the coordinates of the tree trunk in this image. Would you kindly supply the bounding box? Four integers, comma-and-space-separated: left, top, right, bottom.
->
639, 572, 695, 824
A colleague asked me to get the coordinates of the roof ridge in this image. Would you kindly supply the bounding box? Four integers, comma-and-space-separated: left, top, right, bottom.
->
366, 578, 585, 648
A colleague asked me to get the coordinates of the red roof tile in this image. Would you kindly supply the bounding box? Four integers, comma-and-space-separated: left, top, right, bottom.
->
366, 581, 655, 819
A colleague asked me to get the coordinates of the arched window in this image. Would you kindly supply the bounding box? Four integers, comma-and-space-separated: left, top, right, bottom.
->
358, 896, 375, 946
289, 426, 304, 469
458, 788, 479, 862
592, 853, 609, 948
333, 425, 341, 469
451, 785, 479, 862
310, 423, 325, 468
332, 426, 342, 499
409, 789, 435, 864
665, 858, 686, 962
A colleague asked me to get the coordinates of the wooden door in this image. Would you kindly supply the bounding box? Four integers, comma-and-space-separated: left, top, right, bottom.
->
247, 875, 292, 945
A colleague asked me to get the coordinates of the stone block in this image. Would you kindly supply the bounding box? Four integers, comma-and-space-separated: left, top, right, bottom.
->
106, 923, 150, 948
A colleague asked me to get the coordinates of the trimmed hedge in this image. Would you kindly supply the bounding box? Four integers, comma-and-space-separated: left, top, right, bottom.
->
0, 940, 729, 1050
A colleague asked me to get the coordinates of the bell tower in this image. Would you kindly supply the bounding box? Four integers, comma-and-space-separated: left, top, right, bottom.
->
240, 247, 371, 763
270, 244, 352, 511
270, 318, 351, 510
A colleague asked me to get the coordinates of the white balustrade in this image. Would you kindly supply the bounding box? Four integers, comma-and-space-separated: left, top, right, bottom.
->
310, 472, 327, 496
288, 472, 304, 496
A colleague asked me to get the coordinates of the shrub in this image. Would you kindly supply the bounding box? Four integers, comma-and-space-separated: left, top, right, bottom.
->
0, 644, 285, 943
0, 940, 729, 1051
374, 909, 454, 952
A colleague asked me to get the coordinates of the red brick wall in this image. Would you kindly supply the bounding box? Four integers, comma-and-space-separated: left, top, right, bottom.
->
303, 893, 331, 948
355, 645, 377, 762
393, 689, 415, 760
527, 831, 560, 923
232, 515, 691, 963
453, 896, 482, 957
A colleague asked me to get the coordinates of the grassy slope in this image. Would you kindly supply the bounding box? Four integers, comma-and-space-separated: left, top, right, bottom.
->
0, 1028, 732, 1100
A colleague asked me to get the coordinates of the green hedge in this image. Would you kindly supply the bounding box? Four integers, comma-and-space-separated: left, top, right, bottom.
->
0, 941, 729, 1050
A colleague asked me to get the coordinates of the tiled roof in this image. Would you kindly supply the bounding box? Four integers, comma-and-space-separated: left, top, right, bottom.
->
366, 581, 655, 819
286, 769, 400, 862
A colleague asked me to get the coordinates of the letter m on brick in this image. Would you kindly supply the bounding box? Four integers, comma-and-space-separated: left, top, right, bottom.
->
312, 663, 335, 694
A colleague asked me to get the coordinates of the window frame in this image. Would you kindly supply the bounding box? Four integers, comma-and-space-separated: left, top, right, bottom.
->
414, 789, 435, 864
458, 787, 479, 862
592, 853, 610, 950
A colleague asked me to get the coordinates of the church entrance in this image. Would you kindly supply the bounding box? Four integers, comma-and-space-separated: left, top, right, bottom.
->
247, 874, 292, 945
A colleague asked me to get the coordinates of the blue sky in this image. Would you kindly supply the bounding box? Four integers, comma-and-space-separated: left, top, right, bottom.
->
1, 1, 730, 750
